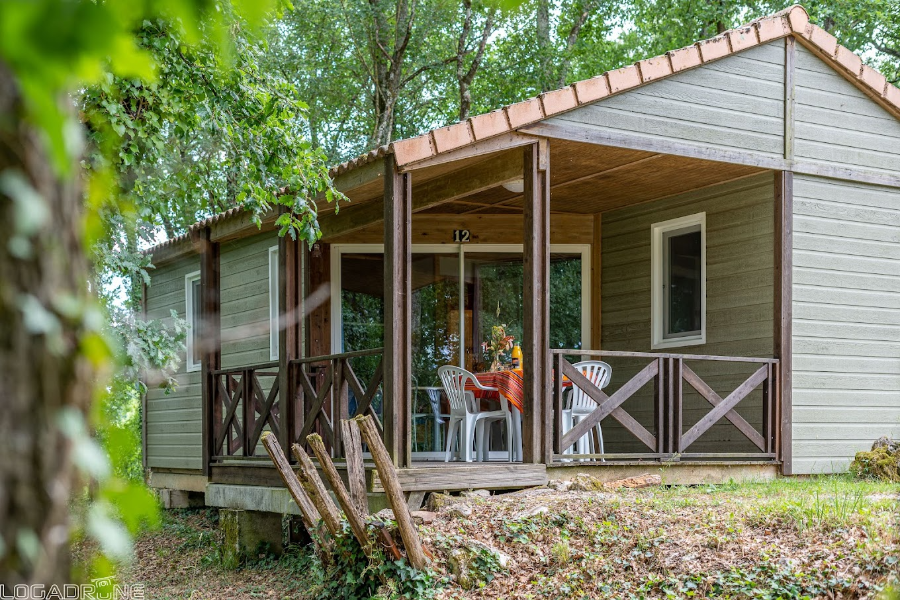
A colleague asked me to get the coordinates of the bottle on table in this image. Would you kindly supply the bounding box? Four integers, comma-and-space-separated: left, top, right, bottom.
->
511, 345, 522, 369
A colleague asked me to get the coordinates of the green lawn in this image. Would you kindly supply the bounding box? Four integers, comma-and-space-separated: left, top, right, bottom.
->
106, 474, 899, 600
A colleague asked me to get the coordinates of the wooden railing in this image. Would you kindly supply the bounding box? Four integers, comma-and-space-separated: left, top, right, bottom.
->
290, 348, 384, 458
211, 362, 281, 459
551, 350, 779, 462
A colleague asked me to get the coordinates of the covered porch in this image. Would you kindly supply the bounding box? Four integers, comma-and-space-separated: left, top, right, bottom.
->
202, 134, 787, 490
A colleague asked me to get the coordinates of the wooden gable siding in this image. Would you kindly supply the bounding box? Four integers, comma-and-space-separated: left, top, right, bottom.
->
220, 232, 279, 369
601, 173, 775, 453
541, 41, 785, 163
145, 254, 203, 471
791, 175, 900, 474
794, 45, 900, 176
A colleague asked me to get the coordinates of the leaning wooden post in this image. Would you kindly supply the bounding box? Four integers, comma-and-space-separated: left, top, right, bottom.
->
261, 433, 322, 543
307, 433, 372, 556
341, 419, 369, 517
354, 414, 427, 570
291, 443, 343, 537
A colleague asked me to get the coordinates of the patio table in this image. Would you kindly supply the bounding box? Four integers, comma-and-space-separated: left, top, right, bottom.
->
466, 369, 573, 413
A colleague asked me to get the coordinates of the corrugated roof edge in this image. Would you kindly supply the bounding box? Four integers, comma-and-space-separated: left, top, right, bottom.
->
148, 4, 900, 255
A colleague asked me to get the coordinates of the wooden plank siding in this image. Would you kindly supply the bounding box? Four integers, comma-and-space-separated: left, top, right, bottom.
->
600, 174, 775, 453
144, 254, 203, 471
794, 45, 900, 178
541, 41, 785, 164
790, 176, 900, 474
220, 232, 280, 369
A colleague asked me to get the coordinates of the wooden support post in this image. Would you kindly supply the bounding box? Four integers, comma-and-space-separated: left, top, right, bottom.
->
590, 213, 602, 351
355, 415, 427, 570
775, 171, 793, 474
261, 433, 322, 540
307, 433, 372, 555
383, 154, 412, 468
523, 142, 551, 464
341, 419, 369, 517
291, 444, 342, 537
200, 227, 221, 476
279, 233, 301, 452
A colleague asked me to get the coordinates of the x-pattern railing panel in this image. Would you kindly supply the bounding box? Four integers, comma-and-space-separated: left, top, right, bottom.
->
551, 349, 779, 462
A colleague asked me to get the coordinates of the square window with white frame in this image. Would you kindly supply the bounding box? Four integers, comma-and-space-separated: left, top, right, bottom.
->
269, 245, 279, 360
651, 213, 706, 349
185, 271, 202, 372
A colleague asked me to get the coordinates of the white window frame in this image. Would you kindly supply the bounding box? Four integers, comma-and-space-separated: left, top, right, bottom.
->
269, 245, 279, 360
185, 270, 201, 372
651, 212, 706, 349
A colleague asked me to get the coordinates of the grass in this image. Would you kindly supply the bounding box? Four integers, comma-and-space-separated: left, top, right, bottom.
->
80, 474, 899, 599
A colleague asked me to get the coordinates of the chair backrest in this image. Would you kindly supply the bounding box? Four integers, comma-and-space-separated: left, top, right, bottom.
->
437, 365, 476, 413
569, 360, 612, 411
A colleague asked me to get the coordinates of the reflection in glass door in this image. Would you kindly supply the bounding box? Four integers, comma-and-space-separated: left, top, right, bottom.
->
335, 245, 589, 459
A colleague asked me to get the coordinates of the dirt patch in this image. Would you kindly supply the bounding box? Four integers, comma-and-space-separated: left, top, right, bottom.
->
78, 476, 900, 599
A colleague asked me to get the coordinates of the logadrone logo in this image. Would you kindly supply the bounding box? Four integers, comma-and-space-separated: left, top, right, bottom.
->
0, 577, 144, 599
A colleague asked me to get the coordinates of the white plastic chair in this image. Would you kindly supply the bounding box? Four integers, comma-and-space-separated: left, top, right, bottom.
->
562, 360, 612, 461
438, 366, 513, 462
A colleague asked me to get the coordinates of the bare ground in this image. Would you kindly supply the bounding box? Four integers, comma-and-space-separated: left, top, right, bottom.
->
93, 475, 900, 599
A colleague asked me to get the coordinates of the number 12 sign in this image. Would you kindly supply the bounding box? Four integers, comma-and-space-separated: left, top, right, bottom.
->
453, 229, 471, 243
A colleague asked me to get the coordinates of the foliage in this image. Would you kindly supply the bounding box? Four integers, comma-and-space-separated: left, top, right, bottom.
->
482, 324, 516, 370
0, 0, 340, 583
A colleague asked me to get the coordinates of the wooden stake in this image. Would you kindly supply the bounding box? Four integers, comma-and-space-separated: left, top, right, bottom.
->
307, 433, 372, 556
291, 443, 342, 537
354, 415, 428, 570
261, 433, 322, 542
341, 419, 369, 517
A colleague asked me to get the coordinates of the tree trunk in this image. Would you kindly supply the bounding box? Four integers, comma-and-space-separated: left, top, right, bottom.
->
536, 0, 553, 92
0, 60, 95, 585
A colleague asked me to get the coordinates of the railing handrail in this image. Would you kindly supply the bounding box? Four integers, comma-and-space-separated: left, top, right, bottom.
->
211, 361, 280, 376
550, 348, 779, 364
289, 347, 384, 365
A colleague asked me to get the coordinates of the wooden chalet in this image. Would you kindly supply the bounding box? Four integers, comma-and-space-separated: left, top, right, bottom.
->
143, 5, 900, 512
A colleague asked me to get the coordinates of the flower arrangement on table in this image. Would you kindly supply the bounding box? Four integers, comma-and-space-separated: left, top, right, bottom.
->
482, 324, 515, 372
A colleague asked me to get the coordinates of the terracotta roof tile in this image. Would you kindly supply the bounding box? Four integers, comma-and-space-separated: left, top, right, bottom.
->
391, 134, 435, 165
469, 110, 510, 140
787, 5, 810, 35
607, 64, 642, 92
573, 75, 610, 103
667, 45, 702, 72
727, 25, 760, 52
834, 45, 863, 76
696, 35, 731, 62
860, 64, 887, 95
638, 55, 673, 82
754, 15, 789, 42
809, 25, 838, 57
504, 97, 544, 128
886, 83, 900, 111
540, 86, 579, 115
431, 121, 474, 153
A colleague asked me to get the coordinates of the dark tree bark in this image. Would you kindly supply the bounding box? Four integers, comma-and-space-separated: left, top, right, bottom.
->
455, 0, 494, 121
0, 61, 95, 585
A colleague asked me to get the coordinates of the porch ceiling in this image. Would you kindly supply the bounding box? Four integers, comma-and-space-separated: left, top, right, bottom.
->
418, 139, 766, 215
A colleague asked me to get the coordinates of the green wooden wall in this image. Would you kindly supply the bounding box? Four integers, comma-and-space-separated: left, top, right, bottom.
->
601, 173, 775, 453
144, 254, 203, 471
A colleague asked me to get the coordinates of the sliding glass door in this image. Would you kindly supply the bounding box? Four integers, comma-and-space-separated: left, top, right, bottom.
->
333, 244, 590, 456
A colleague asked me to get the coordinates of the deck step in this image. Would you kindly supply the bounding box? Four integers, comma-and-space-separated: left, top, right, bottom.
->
370, 463, 548, 493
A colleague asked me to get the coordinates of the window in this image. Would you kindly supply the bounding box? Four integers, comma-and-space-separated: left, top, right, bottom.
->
185, 271, 201, 372
269, 245, 279, 360
651, 213, 706, 349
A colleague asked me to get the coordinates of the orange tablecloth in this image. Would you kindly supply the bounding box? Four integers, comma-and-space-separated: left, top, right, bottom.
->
466, 369, 527, 412
465, 369, 572, 413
